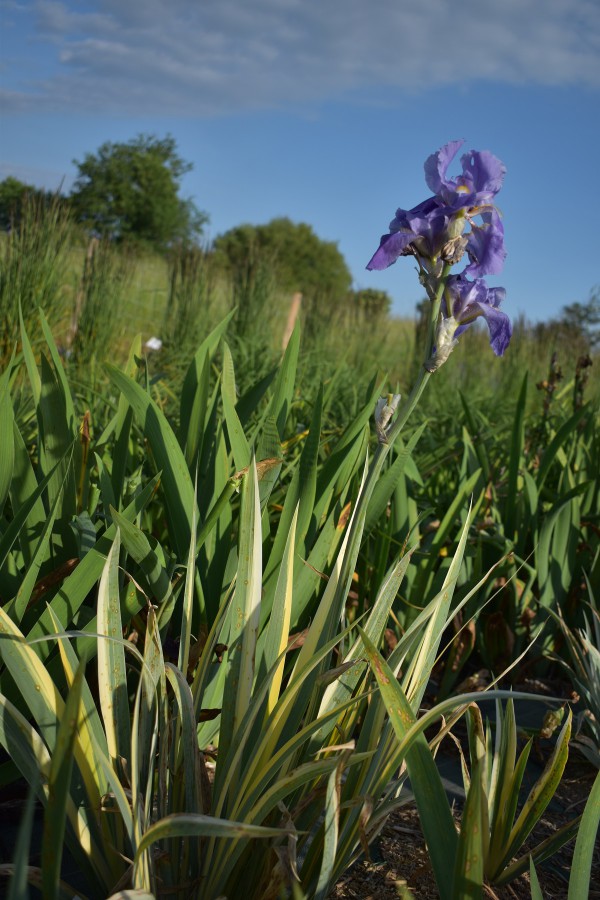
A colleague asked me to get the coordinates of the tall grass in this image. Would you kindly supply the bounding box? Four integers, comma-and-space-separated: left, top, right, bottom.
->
2, 313, 594, 898
0, 192, 72, 366
1, 203, 597, 408
70, 238, 132, 373
160, 244, 218, 379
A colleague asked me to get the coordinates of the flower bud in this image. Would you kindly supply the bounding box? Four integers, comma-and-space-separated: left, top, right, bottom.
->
375, 393, 402, 443
441, 234, 468, 266
425, 316, 458, 372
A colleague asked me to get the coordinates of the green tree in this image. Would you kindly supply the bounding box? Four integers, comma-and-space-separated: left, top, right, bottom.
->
0, 177, 31, 229
352, 288, 392, 320
559, 288, 600, 350
0, 177, 67, 230
70, 134, 207, 249
212, 217, 352, 300
534, 288, 600, 354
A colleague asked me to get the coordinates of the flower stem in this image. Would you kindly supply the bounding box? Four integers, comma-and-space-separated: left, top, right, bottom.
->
330, 262, 453, 621
423, 261, 451, 364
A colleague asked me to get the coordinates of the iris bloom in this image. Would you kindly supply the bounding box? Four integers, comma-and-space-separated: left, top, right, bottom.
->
428, 274, 512, 369
367, 140, 511, 363
367, 140, 506, 277
424, 140, 505, 210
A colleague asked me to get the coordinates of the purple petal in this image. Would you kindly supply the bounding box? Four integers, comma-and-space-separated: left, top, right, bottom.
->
424, 140, 464, 194
487, 286, 507, 309
445, 274, 511, 354
476, 301, 512, 355
445, 275, 487, 320
460, 149, 506, 198
453, 321, 473, 339
465, 216, 506, 277
389, 196, 439, 231
366, 231, 416, 270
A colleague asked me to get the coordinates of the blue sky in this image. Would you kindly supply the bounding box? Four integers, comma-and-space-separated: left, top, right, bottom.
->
1, 0, 599, 322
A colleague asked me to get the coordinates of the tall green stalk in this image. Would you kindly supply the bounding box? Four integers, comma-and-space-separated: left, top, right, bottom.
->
327, 262, 453, 629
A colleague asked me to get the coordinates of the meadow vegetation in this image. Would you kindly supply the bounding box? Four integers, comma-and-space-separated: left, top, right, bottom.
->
0, 180, 598, 899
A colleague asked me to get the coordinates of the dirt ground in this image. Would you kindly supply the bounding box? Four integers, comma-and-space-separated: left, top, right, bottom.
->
1, 675, 597, 899
330, 760, 599, 899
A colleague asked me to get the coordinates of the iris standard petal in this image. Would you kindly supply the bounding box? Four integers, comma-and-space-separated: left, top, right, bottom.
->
424, 140, 464, 194
460, 149, 506, 198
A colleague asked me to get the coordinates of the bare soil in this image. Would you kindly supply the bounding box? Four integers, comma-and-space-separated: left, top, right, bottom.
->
330, 758, 599, 899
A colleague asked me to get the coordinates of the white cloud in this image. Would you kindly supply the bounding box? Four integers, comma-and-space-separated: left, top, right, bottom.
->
2, 0, 599, 115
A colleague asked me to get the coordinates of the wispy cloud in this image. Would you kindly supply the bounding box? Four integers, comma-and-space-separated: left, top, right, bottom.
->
2, 0, 599, 115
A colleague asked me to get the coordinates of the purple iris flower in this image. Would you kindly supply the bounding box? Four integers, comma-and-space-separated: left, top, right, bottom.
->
444, 274, 512, 356
366, 197, 452, 271
367, 140, 506, 276
424, 140, 506, 210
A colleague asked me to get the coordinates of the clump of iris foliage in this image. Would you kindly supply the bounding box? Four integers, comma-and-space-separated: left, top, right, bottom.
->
0, 144, 598, 900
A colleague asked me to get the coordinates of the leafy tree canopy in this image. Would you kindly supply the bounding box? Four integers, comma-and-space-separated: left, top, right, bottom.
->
70, 134, 207, 250
558, 288, 600, 350
0, 177, 65, 230
352, 288, 392, 319
535, 287, 600, 352
212, 217, 352, 300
